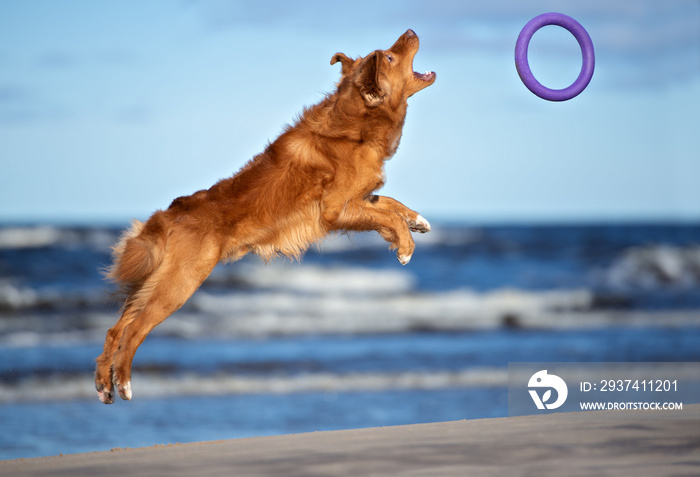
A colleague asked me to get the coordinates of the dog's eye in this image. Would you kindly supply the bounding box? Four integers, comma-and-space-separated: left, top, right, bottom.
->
386, 54, 394, 63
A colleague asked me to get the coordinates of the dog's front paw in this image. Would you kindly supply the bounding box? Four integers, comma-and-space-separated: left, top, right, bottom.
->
396, 240, 415, 266
397, 253, 412, 265
409, 214, 431, 233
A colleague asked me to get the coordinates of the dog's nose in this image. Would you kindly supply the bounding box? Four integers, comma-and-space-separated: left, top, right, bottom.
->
405, 29, 416, 38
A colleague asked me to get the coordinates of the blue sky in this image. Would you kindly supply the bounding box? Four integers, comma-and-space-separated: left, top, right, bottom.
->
1, 0, 699, 224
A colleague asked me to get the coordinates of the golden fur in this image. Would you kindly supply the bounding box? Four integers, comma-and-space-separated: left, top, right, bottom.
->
95, 29, 436, 404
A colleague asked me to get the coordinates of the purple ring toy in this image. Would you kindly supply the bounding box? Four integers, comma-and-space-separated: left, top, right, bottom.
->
515, 12, 595, 101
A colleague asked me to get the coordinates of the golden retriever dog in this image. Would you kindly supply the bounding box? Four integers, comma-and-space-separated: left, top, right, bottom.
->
95, 29, 436, 404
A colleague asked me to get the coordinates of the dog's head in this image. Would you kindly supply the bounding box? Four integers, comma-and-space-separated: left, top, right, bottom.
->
331, 29, 436, 108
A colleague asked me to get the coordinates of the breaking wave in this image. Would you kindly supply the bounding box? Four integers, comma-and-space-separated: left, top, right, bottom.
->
2, 223, 700, 345
0, 226, 117, 251
606, 244, 700, 288
3, 288, 700, 347
0, 226, 64, 250
0, 368, 508, 403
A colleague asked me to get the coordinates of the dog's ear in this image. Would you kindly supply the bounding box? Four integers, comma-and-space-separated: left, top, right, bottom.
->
330, 52, 354, 76
354, 51, 385, 107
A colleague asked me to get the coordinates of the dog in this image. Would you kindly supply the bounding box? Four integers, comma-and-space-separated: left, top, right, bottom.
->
95, 29, 436, 404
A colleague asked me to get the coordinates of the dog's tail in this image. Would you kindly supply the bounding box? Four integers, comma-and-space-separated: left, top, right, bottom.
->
105, 213, 168, 292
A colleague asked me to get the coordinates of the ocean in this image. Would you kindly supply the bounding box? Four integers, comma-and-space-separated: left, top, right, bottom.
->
1, 222, 699, 459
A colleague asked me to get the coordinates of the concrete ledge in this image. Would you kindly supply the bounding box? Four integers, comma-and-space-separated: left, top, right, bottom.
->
3, 405, 699, 476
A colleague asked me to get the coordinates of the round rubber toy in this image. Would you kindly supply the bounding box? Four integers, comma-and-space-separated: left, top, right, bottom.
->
515, 12, 595, 101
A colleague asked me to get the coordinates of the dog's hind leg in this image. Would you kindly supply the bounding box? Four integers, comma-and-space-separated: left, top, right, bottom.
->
97, 230, 220, 402
95, 303, 141, 404
112, 241, 219, 401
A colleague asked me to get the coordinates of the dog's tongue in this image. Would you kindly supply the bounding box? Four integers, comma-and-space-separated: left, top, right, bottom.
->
414, 70, 435, 81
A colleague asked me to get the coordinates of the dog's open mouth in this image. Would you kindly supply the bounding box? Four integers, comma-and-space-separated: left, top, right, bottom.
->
414, 70, 436, 82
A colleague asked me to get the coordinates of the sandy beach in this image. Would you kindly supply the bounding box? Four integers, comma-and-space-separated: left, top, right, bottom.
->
3, 405, 698, 476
